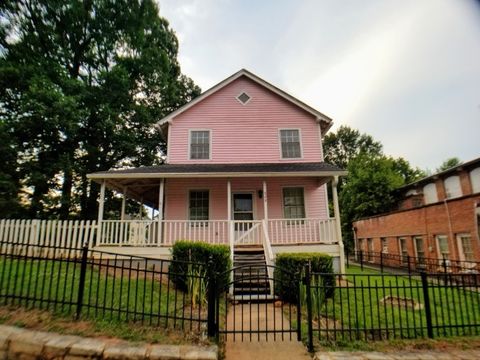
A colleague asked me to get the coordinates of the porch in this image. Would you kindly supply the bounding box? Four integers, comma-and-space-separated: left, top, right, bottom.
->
87, 162, 346, 271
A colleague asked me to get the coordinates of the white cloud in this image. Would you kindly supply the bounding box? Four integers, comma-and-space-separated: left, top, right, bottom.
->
159, 0, 480, 169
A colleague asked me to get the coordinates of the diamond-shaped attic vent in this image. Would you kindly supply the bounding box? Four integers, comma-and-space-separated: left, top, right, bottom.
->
237, 92, 251, 104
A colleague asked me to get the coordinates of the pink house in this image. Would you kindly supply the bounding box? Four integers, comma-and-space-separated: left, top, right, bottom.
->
88, 69, 346, 271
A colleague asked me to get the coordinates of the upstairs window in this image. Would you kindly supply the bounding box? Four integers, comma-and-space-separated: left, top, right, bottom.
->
189, 190, 209, 221
189, 130, 210, 160
283, 187, 305, 219
444, 175, 462, 199
423, 183, 438, 204
470, 167, 480, 194
280, 129, 302, 158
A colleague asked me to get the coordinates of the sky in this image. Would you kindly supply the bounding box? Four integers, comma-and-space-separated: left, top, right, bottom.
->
159, 0, 480, 171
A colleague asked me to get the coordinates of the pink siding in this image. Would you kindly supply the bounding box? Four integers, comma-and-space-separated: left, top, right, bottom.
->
164, 177, 328, 220
167, 76, 324, 164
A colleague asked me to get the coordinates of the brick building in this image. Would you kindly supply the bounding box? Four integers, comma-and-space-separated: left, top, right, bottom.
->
353, 157, 480, 268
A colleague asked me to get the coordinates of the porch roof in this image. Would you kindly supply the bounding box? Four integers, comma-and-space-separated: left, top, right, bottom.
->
88, 162, 346, 180
87, 162, 346, 208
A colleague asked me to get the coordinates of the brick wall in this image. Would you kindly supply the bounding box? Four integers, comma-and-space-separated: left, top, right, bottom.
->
354, 194, 480, 262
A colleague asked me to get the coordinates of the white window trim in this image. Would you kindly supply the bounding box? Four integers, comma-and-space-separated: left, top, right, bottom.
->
278, 128, 303, 160
413, 236, 425, 258
470, 167, 480, 194
188, 129, 212, 160
435, 234, 450, 260
236, 91, 252, 105
398, 237, 408, 258
456, 233, 474, 262
186, 188, 211, 221
281, 185, 307, 219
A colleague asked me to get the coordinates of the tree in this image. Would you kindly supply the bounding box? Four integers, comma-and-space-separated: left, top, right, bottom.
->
339, 154, 421, 250
323, 125, 383, 170
436, 157, 462, 173
0, 0, 201, 219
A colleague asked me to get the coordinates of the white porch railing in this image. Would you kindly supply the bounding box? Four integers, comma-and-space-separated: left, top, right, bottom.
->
0, 218, 341, 249
267, 218, 338, 245
98, 218, 339, 246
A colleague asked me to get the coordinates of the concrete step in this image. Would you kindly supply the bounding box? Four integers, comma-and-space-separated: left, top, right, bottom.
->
230, 294, 279, 302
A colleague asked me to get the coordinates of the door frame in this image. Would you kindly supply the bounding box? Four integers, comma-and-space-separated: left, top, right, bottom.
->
231, 191, 256, 220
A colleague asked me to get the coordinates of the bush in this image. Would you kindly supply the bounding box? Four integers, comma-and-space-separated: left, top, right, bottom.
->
169, 241, 231, 293
274, 252, 335, 303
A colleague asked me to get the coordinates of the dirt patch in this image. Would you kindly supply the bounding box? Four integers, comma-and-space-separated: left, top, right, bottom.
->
0, 305, 209, 346
380, 295, 424, 310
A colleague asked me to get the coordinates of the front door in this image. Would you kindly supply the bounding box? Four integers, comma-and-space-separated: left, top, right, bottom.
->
233, 193, 254, 221
233, 193, 256, 243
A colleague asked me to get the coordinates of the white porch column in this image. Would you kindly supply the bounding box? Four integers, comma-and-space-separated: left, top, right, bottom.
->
332, 176, 345, 274
121, 186, 127, 221
157, 178, 164, 246
96, 180, 106, 245
263, 180, 268, 221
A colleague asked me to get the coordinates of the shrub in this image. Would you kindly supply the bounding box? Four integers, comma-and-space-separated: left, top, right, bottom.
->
274, 252, 335, 303
169, 241, 231, 294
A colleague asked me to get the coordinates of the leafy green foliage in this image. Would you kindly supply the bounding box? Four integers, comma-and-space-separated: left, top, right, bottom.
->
436, 157, 462, 172
169, 241, 231, 292
0, 0, 201, 219
274, 252, 334, 303
323, 126, 425, 250
323, 125, 383, 170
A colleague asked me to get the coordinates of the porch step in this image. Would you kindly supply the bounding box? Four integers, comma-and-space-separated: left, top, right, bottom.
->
233, 246, 270, 300
230, 294, 279, 302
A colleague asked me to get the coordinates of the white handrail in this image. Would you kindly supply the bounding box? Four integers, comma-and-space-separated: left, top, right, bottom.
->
261, 220, 275, 295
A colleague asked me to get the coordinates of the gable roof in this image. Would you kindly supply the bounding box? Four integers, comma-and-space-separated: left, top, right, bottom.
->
156, 69, 334, 134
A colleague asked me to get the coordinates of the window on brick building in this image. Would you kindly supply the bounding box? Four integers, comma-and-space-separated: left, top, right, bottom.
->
367, 238, 373, 261
436, 235, 450, 260
457, 234, 474, 262
423, 183, 438, 204
399, 237, 408, 265
444, 176, 462, 199
381, 237, 388, 253
414, 237, 425, 265
470, 168, 480, 194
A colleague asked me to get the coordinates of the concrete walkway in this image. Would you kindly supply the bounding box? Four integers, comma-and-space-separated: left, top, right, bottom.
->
224, 303, 310, 360
314, 350, 480, 359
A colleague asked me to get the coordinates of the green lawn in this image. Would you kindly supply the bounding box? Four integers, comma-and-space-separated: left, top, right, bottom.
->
0, 257, 208, 334
307, 265, 480, 343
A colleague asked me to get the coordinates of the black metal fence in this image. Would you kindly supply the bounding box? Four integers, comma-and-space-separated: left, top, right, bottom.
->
303, 267, 480, 351
0, 239, 210, 334
349, 250, 480, 277
2, 240, 480, 350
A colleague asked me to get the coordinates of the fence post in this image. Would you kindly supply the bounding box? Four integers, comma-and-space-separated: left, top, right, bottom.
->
207, 257, 217, 338
75, 245, 89, 320
407, 255, 411, 275
420, 272, 434, 339
359, 250, 364, 271
304, 262, 314, 352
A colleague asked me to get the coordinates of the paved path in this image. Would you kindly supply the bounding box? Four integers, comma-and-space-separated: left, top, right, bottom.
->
224, 303, 311, 360
314, 350, 480, 359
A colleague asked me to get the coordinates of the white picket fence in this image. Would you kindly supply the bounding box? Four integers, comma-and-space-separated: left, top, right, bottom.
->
0, 219, 97, 256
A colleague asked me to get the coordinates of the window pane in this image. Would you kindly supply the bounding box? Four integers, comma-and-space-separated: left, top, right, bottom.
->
189, 190, 209, 220
280, 129, 301, 158
437, 235, 449, 259
283, 187, 305, 219
459, 234, 474, 261
190, 131, 210, 159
